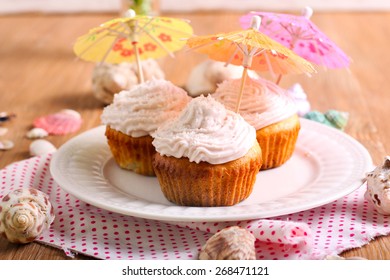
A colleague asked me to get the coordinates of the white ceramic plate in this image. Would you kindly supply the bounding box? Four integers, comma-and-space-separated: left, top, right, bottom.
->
50, 119, 372, 222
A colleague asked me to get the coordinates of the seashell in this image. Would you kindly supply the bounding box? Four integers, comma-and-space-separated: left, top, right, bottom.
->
0, 112, 16, 123
365, 156, 390, 215
26, 128, 49, 139
92, 60, 165, 104
304, 111, 333, 127
304, 110, 349, 130
324, 110, 349, 130
0, 140, 14, 150
0, 188, 55, 244
29, 139, 57, 157
33, 109, 82, 135
186, 60, 258, 97
286, 83, 311, 117
0, 127, 8, 136
198, 226, 256, 260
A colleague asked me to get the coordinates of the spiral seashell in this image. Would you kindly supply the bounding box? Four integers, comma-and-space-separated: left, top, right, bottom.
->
324, 110, 349, 130
198, 226, 256, 260
0, 188, 55, 244
365, 156, 390, 215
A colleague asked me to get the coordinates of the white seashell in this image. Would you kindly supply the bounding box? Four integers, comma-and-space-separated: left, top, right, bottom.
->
29, 139, 57, 157
0, 188, 55, 244
186, 60, 258, 97
286, 83, 311, 117
92, 60, 165, 104
0, 140, 14, 150
365, 156, 390, 215
0, 127, 8, 136
199, 226, 256, 260
26, 128, 49, 139
58, 109, 81, 119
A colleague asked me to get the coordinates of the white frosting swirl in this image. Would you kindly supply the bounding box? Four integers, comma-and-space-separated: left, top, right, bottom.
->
101, 79, 191, 137
152, 95, 256, 164
213, 78, 297, 130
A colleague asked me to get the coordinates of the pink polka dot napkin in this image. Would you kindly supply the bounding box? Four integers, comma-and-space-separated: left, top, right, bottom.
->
1, 154, 389, 260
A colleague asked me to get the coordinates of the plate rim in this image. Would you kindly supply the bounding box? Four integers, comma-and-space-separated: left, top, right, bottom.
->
50, 119, 373, 222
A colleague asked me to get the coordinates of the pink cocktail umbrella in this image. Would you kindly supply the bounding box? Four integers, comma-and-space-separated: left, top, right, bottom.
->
240, 7, 351, 84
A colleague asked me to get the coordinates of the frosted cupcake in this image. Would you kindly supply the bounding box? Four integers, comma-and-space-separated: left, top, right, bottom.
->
101, 79, 191, 176
152, 95, 262, 207
213, 77, 300, 170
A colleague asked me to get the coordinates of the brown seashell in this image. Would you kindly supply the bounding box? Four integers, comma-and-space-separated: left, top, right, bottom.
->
365, 156, 390, 215
186, 60, 258, 97
198, 226, 256, 260
92, 60, 165, 104
0, 188, 55, 244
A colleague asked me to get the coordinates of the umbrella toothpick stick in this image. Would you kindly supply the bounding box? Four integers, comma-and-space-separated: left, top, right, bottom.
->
275, 7, 313, 85
235, 66, 248, 113
126, 9, 144, 84
235, 51, 253, 113
234, 16, 261, 113
132, 41, 144, 83
275, 74, 283, 85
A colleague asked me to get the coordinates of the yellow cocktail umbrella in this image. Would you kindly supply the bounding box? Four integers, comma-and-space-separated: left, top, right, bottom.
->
74, 10, 193, 83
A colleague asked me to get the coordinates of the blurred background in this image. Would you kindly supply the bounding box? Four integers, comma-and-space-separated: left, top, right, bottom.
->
1, 0, 389, 14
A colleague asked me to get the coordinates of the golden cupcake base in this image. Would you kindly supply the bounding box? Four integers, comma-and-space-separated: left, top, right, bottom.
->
256, 114, 300, 170
105, 126, 156, 176
153, 142, 262, 207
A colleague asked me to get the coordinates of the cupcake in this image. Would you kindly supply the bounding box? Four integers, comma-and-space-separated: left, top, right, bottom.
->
101, 79, 191, 176
152, 95, 262, 207
213, 77, 300, 170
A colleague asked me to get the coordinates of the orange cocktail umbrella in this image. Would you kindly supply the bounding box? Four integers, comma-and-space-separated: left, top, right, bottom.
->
74, 10, 193, 83
187, 16, 315, 112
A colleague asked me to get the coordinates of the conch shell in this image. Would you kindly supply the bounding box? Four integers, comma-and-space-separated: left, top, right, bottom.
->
365, 157, 390, 215
0, 188, 55, 243
198, 226, 256, 260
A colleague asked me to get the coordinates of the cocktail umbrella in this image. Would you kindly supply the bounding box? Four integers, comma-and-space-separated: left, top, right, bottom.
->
73, 10, 193, 83
186, 16, 315, 112
240, 7, 351, 84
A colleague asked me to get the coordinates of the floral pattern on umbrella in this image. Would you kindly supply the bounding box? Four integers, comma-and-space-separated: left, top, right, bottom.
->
73, 10, 193, 83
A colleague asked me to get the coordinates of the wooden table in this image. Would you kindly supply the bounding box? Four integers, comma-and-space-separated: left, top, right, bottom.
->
0, 11, 389, 260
